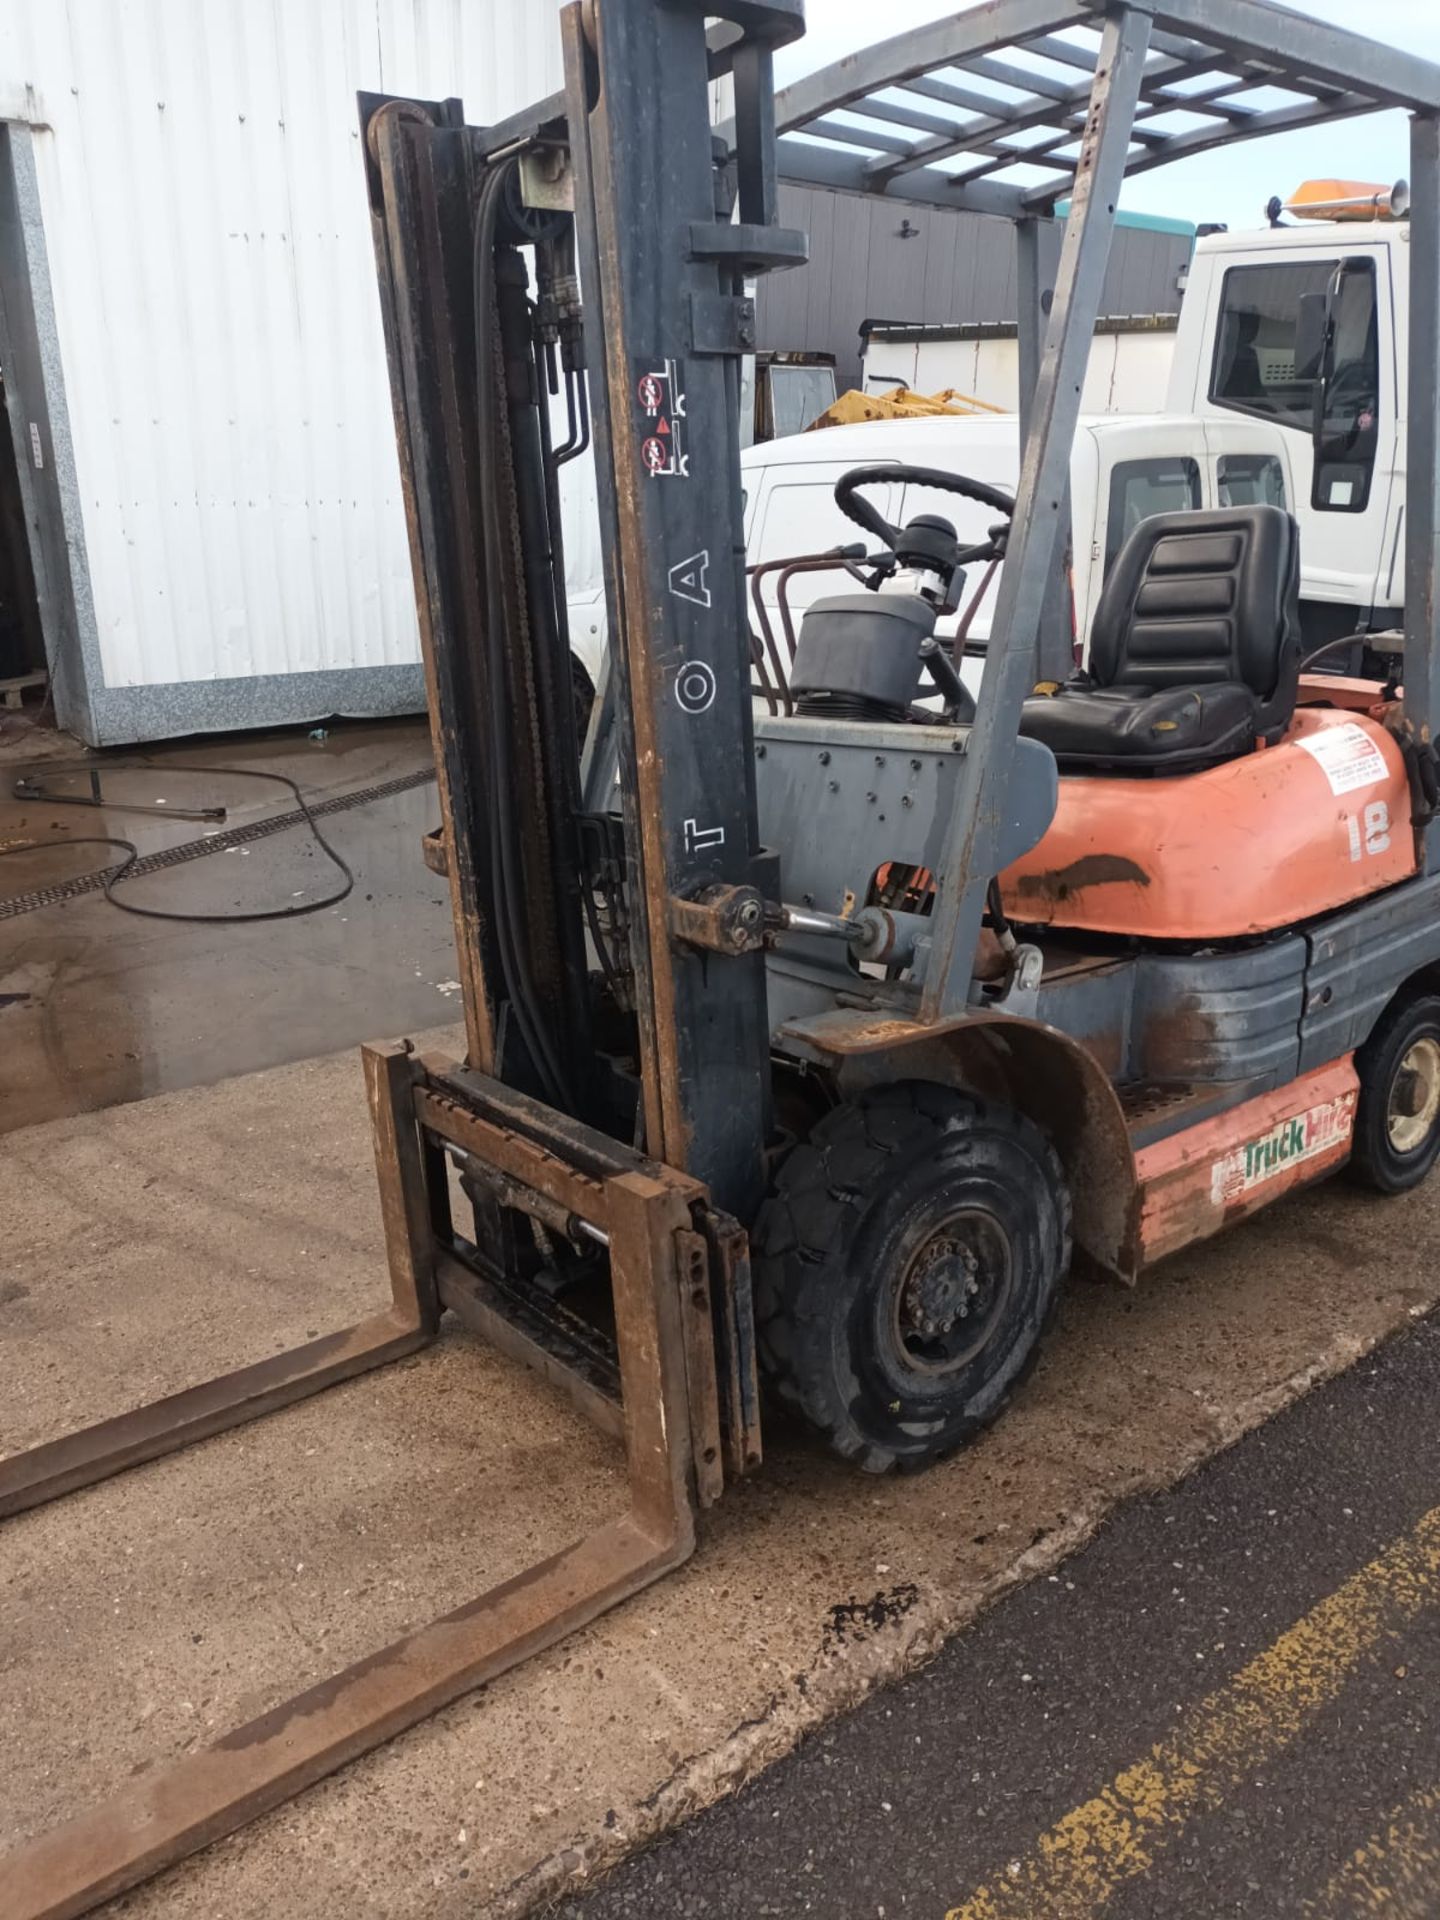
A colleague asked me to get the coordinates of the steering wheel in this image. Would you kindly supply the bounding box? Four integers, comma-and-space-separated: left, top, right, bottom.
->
834, 464, 1016, 553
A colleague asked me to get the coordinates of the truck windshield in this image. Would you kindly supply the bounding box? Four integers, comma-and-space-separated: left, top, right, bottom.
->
1209, 258, 1378, 436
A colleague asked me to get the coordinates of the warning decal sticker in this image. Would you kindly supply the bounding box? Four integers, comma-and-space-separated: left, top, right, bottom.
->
635, 358, 689, 479
1296, 722, 1388, 796
1209, 1091, 1356, 1205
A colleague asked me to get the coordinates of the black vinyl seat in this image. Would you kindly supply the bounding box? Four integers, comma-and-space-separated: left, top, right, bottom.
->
1020, 505, 1302, 773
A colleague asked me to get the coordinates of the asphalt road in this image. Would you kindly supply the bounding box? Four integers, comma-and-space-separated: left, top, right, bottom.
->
558, 1309, 1440, 1919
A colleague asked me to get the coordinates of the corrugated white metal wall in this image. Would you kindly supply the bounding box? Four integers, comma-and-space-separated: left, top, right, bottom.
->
0, 0, 564, 713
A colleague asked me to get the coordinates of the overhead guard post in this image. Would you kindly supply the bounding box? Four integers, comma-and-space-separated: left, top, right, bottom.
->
919, 4, 1154, 1024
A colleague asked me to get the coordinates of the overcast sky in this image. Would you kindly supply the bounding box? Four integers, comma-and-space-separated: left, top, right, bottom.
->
771, 0, 1439, 231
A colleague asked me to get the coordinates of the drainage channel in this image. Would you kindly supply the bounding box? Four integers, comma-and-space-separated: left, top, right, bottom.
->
0, 768, 437, 920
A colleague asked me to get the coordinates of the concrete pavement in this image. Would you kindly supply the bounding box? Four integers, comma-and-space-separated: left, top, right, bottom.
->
4, 1034, 1440, 1916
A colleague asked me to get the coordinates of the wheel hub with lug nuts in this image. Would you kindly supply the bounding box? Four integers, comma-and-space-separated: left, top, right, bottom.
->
1388, 1035, 1440, 1154
900, 1238, 980, 1341
890, 1208, 1013, 1377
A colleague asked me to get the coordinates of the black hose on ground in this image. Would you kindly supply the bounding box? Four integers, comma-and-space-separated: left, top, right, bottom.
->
0, 763, 354, 921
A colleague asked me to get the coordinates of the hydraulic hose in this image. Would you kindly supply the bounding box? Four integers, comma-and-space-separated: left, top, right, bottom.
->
472, 164, 574, 1112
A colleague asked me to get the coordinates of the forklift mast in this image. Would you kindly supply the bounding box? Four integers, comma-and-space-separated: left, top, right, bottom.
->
565, 0, 807, 1219
361, 0, 806, 1228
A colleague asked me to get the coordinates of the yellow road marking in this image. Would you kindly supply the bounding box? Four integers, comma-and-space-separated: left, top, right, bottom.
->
945, 1506, 1440, 1920
1308, 1784, 1440, 1918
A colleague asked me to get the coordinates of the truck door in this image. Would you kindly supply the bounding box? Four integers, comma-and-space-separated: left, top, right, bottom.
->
1190, 241, 1397, 627
746, 461, 900, 688
750, 462, 898, 605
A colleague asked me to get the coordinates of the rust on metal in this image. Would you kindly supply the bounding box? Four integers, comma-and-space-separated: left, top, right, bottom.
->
415, 1085, 611, 1226
675, 1227, 726, 1506
775, 1007, 933, 1054
366, 1039, 444, 1333
421, 825, 450, 877
0, 1041, 443, 1527
702, 1208, 763, 1478
749, 555, 794, 712
1135, 997, 1221, 1086
668, 883, 767, 955
1012, 852, 1151, 906
365, 98, 498, 1072
561, 3, 676, 1171
776, 1002, 1140, 1280
7, 1520, 684, 1920
435, 1252, 625, 1439
0, 1311, 432, 1524
1132, 1057, 1360, 1266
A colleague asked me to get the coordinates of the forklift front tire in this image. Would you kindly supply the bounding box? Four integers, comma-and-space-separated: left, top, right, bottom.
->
754, 1083, 1070, 1473
1348, 991, 1440, 1194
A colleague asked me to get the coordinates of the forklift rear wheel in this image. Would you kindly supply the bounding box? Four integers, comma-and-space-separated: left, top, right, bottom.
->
754, 1083, 1070, 1473
1349, 992, 1440, 1193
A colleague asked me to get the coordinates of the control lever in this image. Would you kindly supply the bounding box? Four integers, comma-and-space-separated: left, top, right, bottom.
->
919, 636, 974, 721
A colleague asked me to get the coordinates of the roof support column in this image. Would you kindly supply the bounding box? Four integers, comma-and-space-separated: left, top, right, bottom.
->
1406, 109, 1440, 867
1015, 213, 1074, 683
919, 3, 1152, 1023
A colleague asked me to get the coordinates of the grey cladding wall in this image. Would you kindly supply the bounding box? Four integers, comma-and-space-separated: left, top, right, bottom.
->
757, 184, 1191, 390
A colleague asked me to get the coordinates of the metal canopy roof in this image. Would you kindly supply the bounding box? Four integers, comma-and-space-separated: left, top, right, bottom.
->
769, 0, 1440, 219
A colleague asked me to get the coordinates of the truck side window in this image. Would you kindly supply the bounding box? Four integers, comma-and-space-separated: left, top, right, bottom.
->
1104, 457, 1201, 574
1217, 454, 1286, 509
1211, 260, 1340, 428
1311, 261, 1381, 513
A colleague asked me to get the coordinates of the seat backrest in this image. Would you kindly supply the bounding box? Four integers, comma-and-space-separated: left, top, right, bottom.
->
1088, 504, 1302, 737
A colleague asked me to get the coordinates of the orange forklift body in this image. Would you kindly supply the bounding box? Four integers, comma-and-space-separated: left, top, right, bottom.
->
1133, 1055, 1361, 1265
999, 705, 1416, 939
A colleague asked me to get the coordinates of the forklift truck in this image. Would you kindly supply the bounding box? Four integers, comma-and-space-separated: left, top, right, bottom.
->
10, 1, 1440, 1913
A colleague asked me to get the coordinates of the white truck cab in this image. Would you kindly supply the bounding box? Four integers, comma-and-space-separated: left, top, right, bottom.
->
1167, 218, 1405, 648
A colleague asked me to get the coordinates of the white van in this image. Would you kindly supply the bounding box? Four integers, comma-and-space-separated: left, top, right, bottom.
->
566, 408, 1303, 700
739, 410, 1299, 674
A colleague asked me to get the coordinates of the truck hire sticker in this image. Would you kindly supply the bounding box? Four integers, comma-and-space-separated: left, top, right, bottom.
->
1209, 1092, 1356, 1204
1296, 722, 1387, 796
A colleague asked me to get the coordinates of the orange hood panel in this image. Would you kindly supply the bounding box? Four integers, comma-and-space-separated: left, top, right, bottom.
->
999, 707, 1417, 939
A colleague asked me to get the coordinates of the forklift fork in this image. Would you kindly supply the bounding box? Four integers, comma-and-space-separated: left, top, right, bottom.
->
3, 1040, 741, 1920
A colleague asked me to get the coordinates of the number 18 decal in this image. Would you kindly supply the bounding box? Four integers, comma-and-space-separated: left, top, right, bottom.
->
1347, 800, 1391, 862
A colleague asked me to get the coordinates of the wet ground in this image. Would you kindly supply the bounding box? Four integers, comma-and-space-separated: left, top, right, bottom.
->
562, 1308, 1440, 1920
0, 716, 457, 1131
